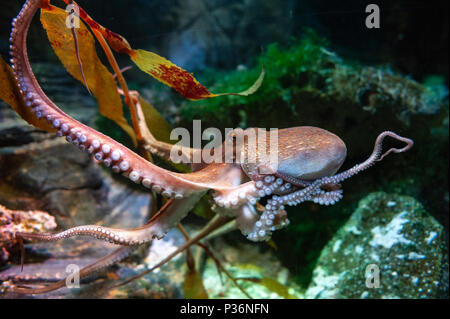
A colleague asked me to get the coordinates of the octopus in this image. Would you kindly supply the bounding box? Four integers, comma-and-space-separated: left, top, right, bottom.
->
5, 0, 413, 294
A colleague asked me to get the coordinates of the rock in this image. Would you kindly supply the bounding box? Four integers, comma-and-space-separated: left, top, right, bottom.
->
166, 0, 296, 70
0, 62, 153, 298
0, 62, 97, 131
305, 192, 448, 299
32, 63, 98, 125
0, 62, 151, 227
0, 204, 56, 266
0, 127, 153, 297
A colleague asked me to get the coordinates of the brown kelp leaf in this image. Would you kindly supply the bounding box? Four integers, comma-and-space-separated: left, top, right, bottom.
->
183, 269, 209, 299
40, 5, 137, 145
0, 56, 55, 133
138, 97, 173, 144
60, 0, 264, 100
137, 96, 190, 173
40, 0, 51, 9
267, 239, 278, 250
240, 277, 297, 299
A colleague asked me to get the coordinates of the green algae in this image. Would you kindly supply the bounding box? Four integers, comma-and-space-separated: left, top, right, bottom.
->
180, 30, 328, 128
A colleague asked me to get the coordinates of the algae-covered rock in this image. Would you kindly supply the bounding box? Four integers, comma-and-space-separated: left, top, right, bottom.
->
180, 32, 447, 128
0, 204, 57, 266
305, 192, 448, 299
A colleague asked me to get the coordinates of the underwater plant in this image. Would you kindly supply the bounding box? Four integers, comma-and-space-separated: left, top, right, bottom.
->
0, 0, 414, 296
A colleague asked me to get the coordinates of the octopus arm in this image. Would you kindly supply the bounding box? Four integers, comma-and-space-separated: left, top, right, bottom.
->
16, 192, 206, 246
9, 0, 217, 200
11, 246, 135, 295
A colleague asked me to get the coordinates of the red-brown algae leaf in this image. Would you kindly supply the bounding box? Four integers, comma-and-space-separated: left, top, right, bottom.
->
61, 0, 133, 55
40, 5, 137, 145
132, 49, 265, 100
149, 64, 212, 100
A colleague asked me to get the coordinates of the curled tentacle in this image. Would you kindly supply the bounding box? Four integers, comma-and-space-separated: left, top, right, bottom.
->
273, 172, 341, 192
275, 131, 413, 207
246, 206, 289, 241
377, 131, 414, 161
16, 192, 205, 246
246, 189, 343, 241
212, 175, 295, 209
273, 171, 312, 188
233, 204, 260, 235
322, 131, 414, 185
213, 181, 258, 208
245, 131, 412, 242
311, 189, 343, 206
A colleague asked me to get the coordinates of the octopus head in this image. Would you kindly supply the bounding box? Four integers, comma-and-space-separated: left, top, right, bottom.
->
220, 126, 347, 241
225, 126, 347, 182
